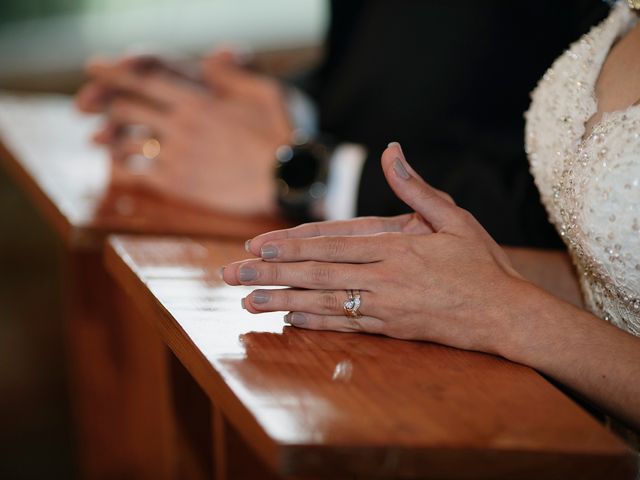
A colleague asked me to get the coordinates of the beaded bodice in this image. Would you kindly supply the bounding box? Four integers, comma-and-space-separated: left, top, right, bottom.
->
525, 3, 640, 336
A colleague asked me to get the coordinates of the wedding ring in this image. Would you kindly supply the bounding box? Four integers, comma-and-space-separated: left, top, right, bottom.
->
142, 137, 161, 160
343, 290, 362, 318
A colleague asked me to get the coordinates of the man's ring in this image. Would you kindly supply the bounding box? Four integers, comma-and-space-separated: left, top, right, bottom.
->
343, 290, 362, 318
142, 137, 161, 160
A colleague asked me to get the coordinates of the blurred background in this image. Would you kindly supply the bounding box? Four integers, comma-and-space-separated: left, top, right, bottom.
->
0, 1, 326, 478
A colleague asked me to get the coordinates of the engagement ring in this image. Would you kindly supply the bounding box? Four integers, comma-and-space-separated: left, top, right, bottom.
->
343, 290, 362, 318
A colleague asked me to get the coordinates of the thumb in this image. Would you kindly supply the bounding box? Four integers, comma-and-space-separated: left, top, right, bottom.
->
381, 142, 463, 232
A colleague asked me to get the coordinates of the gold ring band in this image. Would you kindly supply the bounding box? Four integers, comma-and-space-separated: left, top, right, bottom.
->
142, 138, 161, 160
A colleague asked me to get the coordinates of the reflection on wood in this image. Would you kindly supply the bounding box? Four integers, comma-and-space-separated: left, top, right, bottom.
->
106, 235, 637, 479
0, 93, 285, 249
0, 93, 286, 478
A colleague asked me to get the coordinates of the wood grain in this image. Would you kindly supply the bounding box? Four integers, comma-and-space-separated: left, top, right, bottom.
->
105, 234, 638, 479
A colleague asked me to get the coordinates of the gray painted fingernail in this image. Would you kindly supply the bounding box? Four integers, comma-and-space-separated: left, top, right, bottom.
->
241, 298, 247, 310
289, 312, 306, 326
252, 291, 270, 304
218, 267, 225, 279
239, 266, 257, 282
244, 240, 252, 253
393, 158, 410, 180
261, 245, 278, 259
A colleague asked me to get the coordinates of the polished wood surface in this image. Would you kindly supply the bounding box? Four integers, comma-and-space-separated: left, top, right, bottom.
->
63, 248, 177, 479
0, 92, 287, 478
105, 234, 637, 479
0, 93, 284, 249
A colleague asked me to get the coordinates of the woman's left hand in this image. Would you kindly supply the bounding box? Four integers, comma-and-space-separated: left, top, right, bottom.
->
222, 143, 532, 355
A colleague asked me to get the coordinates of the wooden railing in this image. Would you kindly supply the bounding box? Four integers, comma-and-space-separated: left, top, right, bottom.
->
1, 93, 636, 479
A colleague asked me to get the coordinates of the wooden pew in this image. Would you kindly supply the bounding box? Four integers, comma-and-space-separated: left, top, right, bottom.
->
0, 93, 284, 479
105, 234, 637, 480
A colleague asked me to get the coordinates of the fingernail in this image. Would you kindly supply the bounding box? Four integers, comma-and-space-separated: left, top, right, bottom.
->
393, 158, 411, 180
261, 245, 278, 260
388, 141, 404, 155
244, 240, 251, 253
239, 265, 257, 282
252, 290, 270, 304
241, 298, 247, 310
288, 312, 306, 327
218, 267, 225, 279
284, 314, 291, 325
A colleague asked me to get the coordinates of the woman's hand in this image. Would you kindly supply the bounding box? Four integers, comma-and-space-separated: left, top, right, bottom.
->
223, 143, 531, 355
75, 50, 291, 215
244, 143, 454, 253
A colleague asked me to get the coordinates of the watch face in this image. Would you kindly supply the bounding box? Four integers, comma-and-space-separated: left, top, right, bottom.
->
276, 144, 324, 190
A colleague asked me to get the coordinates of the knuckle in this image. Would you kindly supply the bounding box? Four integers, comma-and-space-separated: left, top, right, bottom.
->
268, 264, 281, 284
325, 237, 345, 260
310, 264, 332, 286
456, 207, 475, 223
319, 291, 340, 312
279, 291, 294, 310
317, 315, 329, 330
440, 191, 455, 205
285, 241, 302, 259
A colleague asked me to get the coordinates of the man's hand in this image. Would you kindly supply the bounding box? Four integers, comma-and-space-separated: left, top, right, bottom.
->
76, 51, 292, 215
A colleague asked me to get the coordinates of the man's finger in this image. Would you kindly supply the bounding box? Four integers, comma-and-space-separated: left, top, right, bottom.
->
108, 97, 169, 136
88, 64, 199, 109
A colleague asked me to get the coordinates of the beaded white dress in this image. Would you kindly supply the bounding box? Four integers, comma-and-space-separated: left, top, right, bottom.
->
525, 3, 640, 337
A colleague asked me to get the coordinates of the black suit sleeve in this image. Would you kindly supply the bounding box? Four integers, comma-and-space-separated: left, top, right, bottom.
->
295, 0, 610, 248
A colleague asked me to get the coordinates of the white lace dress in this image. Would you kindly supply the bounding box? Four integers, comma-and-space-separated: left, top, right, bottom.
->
526, 3, 640, 337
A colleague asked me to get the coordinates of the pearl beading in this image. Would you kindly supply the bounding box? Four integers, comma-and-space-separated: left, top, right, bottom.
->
525, 3, 640, 336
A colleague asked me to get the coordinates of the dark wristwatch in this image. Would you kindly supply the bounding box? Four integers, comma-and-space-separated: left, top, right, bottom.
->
274, 139, 332, 223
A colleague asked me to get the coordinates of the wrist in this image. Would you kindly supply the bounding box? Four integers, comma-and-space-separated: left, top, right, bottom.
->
492, 280, 595, 367
274, 138, 333, 222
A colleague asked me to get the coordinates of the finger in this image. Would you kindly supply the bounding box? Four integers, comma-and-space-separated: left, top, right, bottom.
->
75, 82, 114, 113
109, 136, 146, 162
87, 64, 199, 109
382, 143, 469, 232
108, 97, 169, 136
202, 52, 274, 102
92, 121, 119, 145
119, 53, 164, 72
245, 215, 411, 256
283, 311, 385, 335
242, 288, 377, 317
256, 234, 393, 263
222, 259, 372, 290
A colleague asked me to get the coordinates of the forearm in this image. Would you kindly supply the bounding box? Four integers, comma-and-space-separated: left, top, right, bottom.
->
500, 283, 640, 430
503, 247, 582, 307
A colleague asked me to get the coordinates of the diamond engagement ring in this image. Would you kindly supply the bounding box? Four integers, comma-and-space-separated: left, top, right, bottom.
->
343, 290, 362, 318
